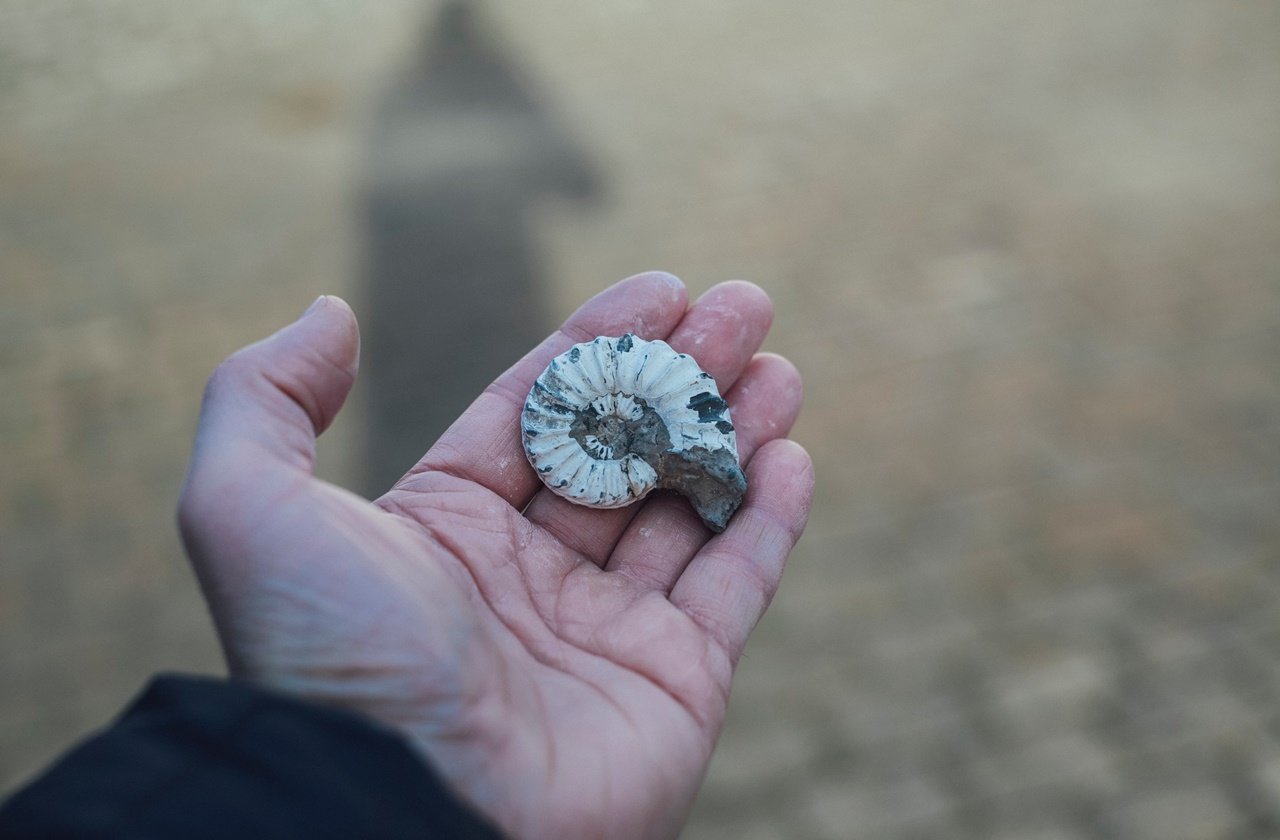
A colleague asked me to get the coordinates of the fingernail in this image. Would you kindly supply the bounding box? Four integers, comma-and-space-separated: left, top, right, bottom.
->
301, 295, 327, 318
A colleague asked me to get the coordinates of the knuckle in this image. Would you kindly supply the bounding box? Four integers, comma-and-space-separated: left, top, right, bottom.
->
204, 348, 257, 400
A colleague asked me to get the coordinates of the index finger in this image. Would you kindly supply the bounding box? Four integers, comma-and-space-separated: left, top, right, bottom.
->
390, 271, 689, 507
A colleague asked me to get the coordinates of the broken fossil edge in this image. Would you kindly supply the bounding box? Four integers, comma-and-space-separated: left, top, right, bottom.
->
521, 334, 747, 532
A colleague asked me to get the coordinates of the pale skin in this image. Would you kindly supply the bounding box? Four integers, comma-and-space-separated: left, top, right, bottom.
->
178, 272, 814, 839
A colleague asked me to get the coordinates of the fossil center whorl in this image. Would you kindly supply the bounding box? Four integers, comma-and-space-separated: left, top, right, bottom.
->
521, 334, 748, 531
569, 393, 669, 462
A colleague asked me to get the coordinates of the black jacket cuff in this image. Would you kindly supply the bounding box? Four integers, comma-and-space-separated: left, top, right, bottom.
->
0, 674, 503, 839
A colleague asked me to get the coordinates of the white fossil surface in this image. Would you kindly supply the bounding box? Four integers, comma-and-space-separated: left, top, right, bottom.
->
522, 334, 747, 532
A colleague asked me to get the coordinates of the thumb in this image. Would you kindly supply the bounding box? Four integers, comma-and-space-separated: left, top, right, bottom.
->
179, 295, 360, 518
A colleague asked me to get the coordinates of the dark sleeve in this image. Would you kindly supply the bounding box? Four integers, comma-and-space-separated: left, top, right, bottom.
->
0, 674, 504, 840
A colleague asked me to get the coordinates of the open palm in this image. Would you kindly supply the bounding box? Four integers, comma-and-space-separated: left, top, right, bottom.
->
178, 272, 813, 840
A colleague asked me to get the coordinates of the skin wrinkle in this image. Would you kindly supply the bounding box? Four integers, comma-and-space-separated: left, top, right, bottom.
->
615, 555, 676, 592
286, 517, 475, 687
505, 529, 562, 813
485, 366, 549, 413
534, 509, 618, 564
616, 602, 723, 731
416, 504, 622, 710
413, 513, 576, 681
703, 517, 785, 597
506, 520, 561, 644
405, 433, 482, 479
368, 499, 496, 630
411, 662, 518, 823
633, 604, 724, 718
558, 288, 686, 348
253, 325, 357, 431
287, 342, 359, 430
184, 468, 314, 584
669, 447, 812, 664
427, 397, 520, 458
379, 471, 493, 503
749, 444, 815, 545
268, 608, 424, 699
546, 566, 711, 732
245, 365, 323, 455
226, 501, 500, 800
534, 663, 558, 828
198, 368, 314, 472
371, 496, 482, 592
666, 595, 744, 670
613, 505, 706, 592
384, 479, 573, 613
443, 639, 530, 818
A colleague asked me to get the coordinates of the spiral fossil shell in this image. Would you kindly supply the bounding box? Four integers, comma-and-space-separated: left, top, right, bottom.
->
521, 334, 747, 532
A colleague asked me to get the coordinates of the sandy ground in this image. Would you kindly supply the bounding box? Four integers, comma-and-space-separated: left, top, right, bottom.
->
3, 1, 1279, 836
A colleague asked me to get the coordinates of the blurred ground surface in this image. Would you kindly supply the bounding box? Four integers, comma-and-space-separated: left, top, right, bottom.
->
3, 1, 1280, 837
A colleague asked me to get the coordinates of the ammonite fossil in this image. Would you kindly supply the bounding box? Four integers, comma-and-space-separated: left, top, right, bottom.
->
521, 334, 747, 532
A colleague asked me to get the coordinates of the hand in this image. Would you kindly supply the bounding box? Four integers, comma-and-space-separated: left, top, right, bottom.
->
178, 272, 813, 840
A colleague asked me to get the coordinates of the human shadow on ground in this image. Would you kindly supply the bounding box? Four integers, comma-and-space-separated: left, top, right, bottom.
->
360, 0, 599, 495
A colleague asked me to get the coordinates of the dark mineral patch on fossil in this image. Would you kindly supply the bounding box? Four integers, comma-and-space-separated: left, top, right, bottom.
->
657, 446, 747, 533
686, 391, 730, 423
568, 395, 669, 461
